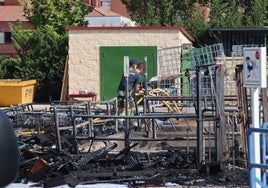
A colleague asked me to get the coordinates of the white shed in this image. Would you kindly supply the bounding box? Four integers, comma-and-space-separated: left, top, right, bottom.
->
66, 26, 194, 100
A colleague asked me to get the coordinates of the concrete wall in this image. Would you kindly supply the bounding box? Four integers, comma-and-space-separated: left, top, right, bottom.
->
67, 26, 194, 99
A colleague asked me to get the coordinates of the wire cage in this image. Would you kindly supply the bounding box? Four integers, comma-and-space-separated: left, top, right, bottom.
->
157, 46, 180, 96
189, 43, 226, 68
3, 103, 54, 135
157, 44, 226, 97
156, 43, 227, 112
52, 101, 94, 152
13, 111, 54, 131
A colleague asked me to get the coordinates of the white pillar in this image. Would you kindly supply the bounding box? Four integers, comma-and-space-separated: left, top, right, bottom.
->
252, 87, 261, 188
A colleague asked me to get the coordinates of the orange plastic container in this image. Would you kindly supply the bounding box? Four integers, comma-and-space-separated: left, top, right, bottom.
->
0, 79, 37, 107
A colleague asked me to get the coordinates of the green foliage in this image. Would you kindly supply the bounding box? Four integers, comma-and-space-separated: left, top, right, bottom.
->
121, 0, 268, 46
19, 0, 92, 33
0, 56, 21, 79
207, 0, 242, 28
6, 0, 92, 102
206, 0, 267, 28
121, 0, 207, 45
10, 23, 68, 101
178, 5, 211, 45
245, 0, 268, 27
121, 0, 195, 26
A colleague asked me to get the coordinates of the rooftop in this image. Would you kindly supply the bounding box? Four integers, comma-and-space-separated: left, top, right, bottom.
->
0, 5, 26, 21
66, 26, 195, 42
88, 6, 120, 17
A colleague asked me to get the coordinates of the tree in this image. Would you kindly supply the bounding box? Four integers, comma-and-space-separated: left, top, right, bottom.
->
121, 0, 196, 26
0, 56, 21, 79
7, 0, 92, 102
121, 0, 268, 46
20, 0, 91, 34
177, 2, 211, 46
207, 0, 243, 28
9, 23, 69, 101
244, 0, 268, 27
120, 0, 213, 45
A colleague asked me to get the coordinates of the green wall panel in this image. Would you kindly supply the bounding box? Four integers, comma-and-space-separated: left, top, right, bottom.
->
181, 49, 191, 96
100, 46, 157, 100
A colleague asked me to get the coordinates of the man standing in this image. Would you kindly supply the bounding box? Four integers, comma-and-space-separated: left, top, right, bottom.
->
117, 60, 144, 128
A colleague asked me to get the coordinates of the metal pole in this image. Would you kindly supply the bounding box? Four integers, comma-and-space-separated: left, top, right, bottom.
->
251, 87, 261, 188
54, 108, 62, 151
144, 56, 148, 101
143, 57, 151, 138
123, 56, 130, 149
70, 106, 78, 154
196, 66, 204, 164
143, 57, 148, 115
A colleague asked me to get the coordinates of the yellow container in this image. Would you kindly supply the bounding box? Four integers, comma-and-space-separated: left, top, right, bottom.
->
0, 79, 37, 107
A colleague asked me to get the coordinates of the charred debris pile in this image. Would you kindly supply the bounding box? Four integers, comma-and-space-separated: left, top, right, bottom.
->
2, 102, 248, 187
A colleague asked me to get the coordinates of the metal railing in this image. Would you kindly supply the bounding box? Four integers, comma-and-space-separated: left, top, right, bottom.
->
248, 122, 268, 187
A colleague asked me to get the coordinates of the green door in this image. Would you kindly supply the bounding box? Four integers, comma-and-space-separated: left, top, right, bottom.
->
100, 46, 157, 100
181, 49, 191, 96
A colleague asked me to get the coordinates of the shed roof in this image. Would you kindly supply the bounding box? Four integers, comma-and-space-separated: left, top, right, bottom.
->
66, 26, 195, 42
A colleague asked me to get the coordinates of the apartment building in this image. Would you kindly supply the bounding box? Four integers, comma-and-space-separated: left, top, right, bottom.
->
0, 0, 31, 58
0, 0, 133, 57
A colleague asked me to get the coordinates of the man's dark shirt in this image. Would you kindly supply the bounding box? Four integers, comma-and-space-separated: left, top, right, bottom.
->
117, 70, 140, 92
